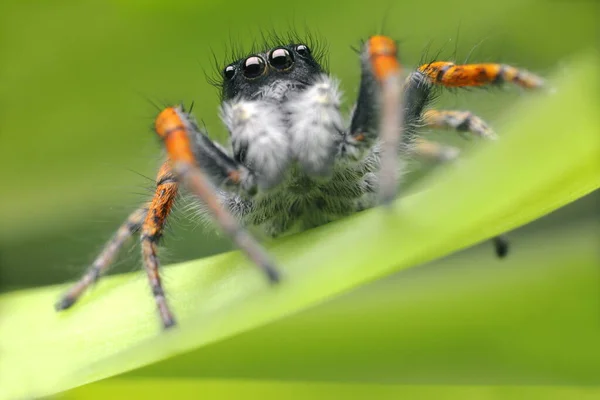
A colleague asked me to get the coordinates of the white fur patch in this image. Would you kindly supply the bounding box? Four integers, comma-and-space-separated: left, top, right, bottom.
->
220, 100, 290, 189
285, 74, 344, 176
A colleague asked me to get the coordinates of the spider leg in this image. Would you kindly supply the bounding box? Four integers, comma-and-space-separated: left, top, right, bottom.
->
139, 161, 179, 328
413, 109, 495, 162
417, 61, 544, 89
56, 119, 256, 328
154, 106, 280, 283
403, 66, 526, 258
55, 206, 147, 310
413, 138, 460, 162
189, 113, 257, 195
423, 109, 496, 140
346, 35, 404, 204
56, 161, 180, 329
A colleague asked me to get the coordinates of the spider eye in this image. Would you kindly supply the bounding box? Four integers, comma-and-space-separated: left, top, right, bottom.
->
268, 48, 294, 70
295, 44, 310, 57
223, 64, 236, 80
242, 56, 266, 78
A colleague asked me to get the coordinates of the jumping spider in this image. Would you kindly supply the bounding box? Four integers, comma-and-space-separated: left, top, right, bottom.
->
56, 34, 544, 329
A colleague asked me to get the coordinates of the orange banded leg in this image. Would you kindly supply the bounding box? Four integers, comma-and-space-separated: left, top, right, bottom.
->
348, 35, 404, 204
139, 161, 179, 329
423, 109, 496, 140
55, 207, 147, 311
373, 36, 404, 205
417, 62, 544, 89
154, 106, 280, 284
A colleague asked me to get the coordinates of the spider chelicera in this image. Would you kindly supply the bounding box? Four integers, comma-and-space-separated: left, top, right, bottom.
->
56, 34, 544, 329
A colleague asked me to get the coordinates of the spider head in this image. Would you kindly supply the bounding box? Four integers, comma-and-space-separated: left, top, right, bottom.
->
221, 44, 324, 101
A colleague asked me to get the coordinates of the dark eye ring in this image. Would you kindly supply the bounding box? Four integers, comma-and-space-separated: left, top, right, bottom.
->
242, 55, 266, 79
295, 44, 310, 57
268, 47, 294, 70
223, 64, 236, 80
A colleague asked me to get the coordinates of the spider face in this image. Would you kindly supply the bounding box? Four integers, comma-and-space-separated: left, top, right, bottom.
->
221, 44, 324, 101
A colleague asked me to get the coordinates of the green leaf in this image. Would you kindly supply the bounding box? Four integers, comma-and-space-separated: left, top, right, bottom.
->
63, 379, 600, 400
122, 217, 598, 385
1, 53, 599, 400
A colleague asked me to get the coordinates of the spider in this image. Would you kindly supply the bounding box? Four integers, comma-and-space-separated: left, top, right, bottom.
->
55, 34, 544, 329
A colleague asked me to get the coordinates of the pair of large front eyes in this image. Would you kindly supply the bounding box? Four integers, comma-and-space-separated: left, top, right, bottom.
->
224, 45, 310, 80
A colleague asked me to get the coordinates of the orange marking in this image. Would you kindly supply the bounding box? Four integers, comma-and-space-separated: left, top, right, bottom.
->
142, 161, 178, 240
367, 35, 401, 82
155, 107, 196, 164
418, 62, 544, 89
419, 62, 501, 87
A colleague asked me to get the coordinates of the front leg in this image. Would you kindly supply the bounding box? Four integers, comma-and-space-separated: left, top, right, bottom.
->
139, 161, 179, 328
345, 37, 404, 159
56, 159, 181, 329
345, 36, 404, 204
155, 106, 280, 284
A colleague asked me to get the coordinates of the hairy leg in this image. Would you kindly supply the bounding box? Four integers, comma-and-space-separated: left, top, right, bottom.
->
345, 35, 404, 204
55, 160, 181, 330
155, 106, 280, 283
139, 161, 179, 328
417, 62, 544, 89
55, 207, 147, 310
403, 62, 544, 259
423, 109, 496, 140
413, 109, 496, 161
55, 111, 257, 329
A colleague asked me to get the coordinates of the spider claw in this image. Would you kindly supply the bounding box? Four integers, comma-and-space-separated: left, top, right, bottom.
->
55, 296, 76, 311
493, 235, 510, 258
263, 264, 281, 284
162, 316, 177, 330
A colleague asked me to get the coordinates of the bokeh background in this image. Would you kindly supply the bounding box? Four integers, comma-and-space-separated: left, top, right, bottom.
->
1, 0, 599, 392
1, 0, 597, 291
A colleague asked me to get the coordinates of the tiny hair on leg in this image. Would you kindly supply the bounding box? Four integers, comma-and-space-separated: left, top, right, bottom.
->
413, 138, 460, 162
346, 35, 404, 204
139, 161, 179, 329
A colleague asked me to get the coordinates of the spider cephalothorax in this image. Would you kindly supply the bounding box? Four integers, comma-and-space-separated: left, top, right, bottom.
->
56, 34, 543, 329
221, 43, 324, 101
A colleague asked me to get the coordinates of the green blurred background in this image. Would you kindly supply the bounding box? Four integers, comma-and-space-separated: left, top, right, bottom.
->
0, 0, 597, 292
2, 0, 600, 394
